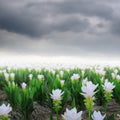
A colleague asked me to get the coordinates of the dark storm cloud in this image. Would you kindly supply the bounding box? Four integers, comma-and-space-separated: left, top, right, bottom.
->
53, 18, 89, 32
109, 16, 120, 35
0, 0, 120, 58
56, 0, 113, 20
0, 2, 48, 37
0, 0, 90, 37
0, 0, 115, 37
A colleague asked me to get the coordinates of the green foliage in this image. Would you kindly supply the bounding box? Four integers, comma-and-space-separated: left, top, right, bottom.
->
0, 66, 120, 120
113, 80, 120, 102
5, 82, 20, 109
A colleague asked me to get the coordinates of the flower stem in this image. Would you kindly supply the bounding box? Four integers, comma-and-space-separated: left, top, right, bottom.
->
104, 100, 109, 114
56, 111, 59, 120
88, 110, 91, 120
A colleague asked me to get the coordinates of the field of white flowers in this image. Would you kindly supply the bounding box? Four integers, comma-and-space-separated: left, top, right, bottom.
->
0, 63, 120, 120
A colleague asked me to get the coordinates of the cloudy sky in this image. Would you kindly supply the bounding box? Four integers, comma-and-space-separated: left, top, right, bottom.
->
0, 0, 120, 64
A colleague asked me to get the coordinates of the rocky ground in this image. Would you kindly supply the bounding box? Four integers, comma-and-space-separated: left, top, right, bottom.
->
1, 90, 120, 120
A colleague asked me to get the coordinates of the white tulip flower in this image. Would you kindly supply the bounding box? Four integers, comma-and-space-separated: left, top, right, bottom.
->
51, 89, 64, 114
71, 74, 80, 81
60, 80, 65, 86
102, 79, 115, 92
0, 104, 12, 116
21, 82, 27, 89
92, 111, 106, 120
38, 74, 44, 80
29, 74, 33, 80
81, 81, 98, 98
95, 69, 105, 76
50, 89, 64, 100
111, 73, 116, 79
116, 75, 120, 80
10, 73, 15, 80
62, 108, 82, 120
4, 73, 9, 81
81, 81, 98, 119
117, 114, 120, 119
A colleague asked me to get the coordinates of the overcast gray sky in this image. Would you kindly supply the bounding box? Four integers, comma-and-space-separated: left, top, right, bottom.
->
0, 0, 120, 64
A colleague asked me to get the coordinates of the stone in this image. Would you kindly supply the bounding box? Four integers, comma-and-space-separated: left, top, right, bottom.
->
0, 90, 7, 101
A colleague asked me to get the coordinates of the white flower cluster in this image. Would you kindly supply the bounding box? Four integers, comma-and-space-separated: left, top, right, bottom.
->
92, 111, 106, 120
62, 108, 105, 120
111, 69, 120, 81
21, 82, 27, 89
71, 73, 80, 81
38, 74, 44, 80
95, 68, 105, 76
102, 79, 115, 93
62, 108, 82, 120
81, 81, 98, 99
60, 80, 65, 86
28, 74, 33, 80
50, 89, 64, 100
4, 72, 15, 81
0, 104, 12, 116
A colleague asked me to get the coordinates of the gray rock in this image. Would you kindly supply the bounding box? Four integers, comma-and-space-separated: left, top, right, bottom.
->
0, 90, 7, 101
31, 102, 51, 120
